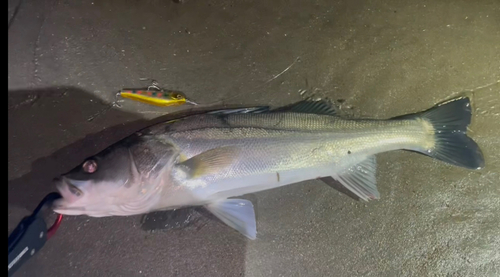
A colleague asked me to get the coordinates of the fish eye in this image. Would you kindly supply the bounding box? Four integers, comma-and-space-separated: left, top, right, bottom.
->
68, 184, 83, 197
82, 159, 98, 173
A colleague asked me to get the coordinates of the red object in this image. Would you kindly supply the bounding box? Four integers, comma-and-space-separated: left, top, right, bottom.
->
47, 214, 63, 239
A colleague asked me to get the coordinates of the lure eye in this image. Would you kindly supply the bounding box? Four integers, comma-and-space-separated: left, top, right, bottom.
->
174, 94, 184, 100
82, 160, 98, 173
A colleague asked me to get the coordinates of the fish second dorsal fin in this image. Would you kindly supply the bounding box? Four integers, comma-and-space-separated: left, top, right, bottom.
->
271, 99, 337, 115
207, 106, 270, 114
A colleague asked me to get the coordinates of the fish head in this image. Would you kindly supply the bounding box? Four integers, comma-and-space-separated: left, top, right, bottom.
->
52, 143, 144, 217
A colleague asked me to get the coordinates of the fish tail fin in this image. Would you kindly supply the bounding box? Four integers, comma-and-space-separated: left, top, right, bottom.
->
395, 97, 485, 169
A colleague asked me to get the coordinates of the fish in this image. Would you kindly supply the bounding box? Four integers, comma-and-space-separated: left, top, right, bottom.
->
52, 97, 484, 239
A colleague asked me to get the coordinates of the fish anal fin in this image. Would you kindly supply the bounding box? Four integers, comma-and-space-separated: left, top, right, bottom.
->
332, 156, 379, 201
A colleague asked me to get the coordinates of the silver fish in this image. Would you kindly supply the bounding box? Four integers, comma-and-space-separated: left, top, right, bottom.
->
53, 97, 484, 239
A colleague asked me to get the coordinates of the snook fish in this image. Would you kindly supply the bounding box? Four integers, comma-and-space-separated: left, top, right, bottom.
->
53, 97, 484, 239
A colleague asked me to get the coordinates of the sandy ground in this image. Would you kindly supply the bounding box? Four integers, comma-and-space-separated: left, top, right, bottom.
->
8, 0, 500, 276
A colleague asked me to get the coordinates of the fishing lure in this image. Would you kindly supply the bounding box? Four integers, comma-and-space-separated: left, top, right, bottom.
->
118, 81, 197, 107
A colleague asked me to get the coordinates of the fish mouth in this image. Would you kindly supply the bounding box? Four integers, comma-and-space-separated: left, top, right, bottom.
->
52, 177, 86, 215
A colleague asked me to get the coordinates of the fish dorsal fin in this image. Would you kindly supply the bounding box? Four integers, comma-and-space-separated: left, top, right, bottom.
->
162, 107, 270, 126
207, 106, 270, 115
175, 146, 240, 179
272, 99, 337, 115
205, 199, 257, 240
333, 156, 379, 201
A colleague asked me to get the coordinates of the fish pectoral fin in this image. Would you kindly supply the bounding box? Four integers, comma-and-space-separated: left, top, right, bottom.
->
205, 199, 257, 240
333, 155, 380, 201
176, 146, 240, 179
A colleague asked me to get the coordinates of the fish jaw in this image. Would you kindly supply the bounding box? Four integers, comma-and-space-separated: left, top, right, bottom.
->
52, 201, 87, 216
52, 178, 87, 215
52, 177, 158, 217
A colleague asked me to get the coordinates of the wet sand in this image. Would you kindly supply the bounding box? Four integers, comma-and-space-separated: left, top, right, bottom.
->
8, 0, 499, 276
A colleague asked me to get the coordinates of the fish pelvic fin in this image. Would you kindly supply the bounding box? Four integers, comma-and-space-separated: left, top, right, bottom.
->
394, 97, 484, 170
205, 199, 257, 240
